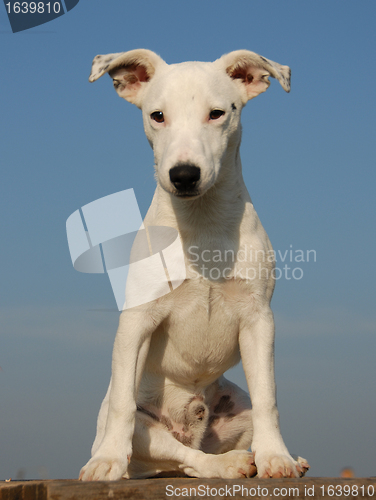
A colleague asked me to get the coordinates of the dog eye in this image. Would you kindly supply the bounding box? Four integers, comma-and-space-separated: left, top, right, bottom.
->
151, 111, 164, 123
209, 109, 225, 120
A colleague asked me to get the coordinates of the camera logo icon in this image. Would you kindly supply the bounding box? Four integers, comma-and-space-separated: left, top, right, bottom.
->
66, 189, 186, 310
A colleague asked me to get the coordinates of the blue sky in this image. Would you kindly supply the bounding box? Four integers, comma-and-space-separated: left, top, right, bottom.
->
1, 0, 375, 480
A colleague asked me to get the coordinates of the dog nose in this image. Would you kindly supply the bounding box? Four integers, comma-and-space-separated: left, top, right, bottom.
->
169, 164, 201, 192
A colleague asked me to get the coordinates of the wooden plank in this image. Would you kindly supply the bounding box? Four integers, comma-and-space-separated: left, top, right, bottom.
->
0, 481, 47, 500
1, 478, 375, 500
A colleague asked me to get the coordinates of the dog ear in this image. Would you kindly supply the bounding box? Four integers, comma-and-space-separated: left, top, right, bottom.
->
216, 50, 291, 103
89, 49, 167, 107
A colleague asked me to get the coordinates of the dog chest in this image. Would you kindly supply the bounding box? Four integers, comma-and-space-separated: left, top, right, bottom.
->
145, 278, 255, 381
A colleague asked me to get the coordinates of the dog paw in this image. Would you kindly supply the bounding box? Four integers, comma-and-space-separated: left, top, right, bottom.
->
256, 452, 308, 478
79, 456, 129, 481
295, 456, 310, 477
202, 450, 257, 479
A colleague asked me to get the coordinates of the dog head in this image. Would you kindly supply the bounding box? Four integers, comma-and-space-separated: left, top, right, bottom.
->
89, 49, 290, 199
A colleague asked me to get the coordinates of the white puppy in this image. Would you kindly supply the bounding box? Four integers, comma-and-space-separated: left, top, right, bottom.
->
79, 49, 309, 480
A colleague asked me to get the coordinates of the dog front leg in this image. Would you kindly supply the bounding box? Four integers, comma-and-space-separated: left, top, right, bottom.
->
239, 308, 305, 478
79, 309, 155, 481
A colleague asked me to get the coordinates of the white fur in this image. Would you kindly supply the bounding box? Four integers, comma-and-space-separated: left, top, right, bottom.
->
79, 49, 308, 481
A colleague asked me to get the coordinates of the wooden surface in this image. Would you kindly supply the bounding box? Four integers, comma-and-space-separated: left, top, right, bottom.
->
0, 478, 375, 500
